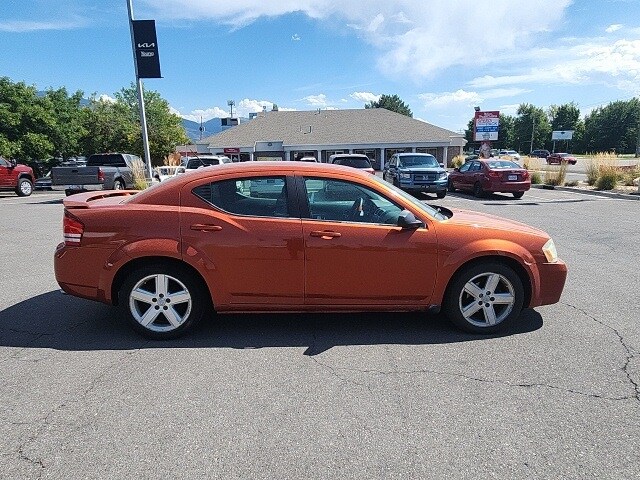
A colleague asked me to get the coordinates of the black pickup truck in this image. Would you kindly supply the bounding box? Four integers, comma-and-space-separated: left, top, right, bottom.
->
51, 153, 146, 196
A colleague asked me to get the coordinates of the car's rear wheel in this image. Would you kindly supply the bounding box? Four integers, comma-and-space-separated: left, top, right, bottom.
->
16, 178, 33, 197
113, 179, 125, 190
444, 262, 524, 334
512, 191, 524, 199
120, 264, 207, 339
447, 179, 456, 192
473, 182, 485, 198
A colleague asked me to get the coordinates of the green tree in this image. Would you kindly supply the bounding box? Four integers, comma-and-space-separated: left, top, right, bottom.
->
42, 87, 87, 160
582, 98, 640, 154
365, 94, 413, 117
512, 104, 551, 154
548, 102, 583, 152
115, 84, 190, 164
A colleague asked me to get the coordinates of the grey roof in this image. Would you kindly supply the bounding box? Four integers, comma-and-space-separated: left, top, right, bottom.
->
199, 108, 463, 149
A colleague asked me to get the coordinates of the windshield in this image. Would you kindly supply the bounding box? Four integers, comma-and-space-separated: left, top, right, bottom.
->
338, 157, 371, 168
371, 175, 448, 221
399, 155, 438, 168
486, 160, 520, 169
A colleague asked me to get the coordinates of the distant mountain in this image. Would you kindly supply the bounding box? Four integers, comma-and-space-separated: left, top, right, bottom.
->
181, 118, 248, 142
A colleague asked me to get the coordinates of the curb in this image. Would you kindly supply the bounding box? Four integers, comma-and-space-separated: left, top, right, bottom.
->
531, 184, 640, 200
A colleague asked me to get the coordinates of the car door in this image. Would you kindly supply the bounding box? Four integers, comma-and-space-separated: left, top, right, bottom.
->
300, 176, 439, 307
383, 155, 397, 184
452, 161, 471, 190
180, 173, 304, 307
0, 157, 10, 188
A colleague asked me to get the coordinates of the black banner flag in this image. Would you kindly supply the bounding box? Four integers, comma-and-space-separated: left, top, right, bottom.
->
132, 20, 161, 78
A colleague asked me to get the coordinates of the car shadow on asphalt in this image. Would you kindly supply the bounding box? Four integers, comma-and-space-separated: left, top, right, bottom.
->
0, 290, 543, 356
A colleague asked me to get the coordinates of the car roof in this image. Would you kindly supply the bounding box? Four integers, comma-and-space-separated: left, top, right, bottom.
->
129, 161, 373, 205
396, 152, 434, 156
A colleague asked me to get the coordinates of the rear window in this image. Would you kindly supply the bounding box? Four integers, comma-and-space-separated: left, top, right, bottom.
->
335, 157, 372, 168
87, 154, 127, 167
486, 160, 520, 169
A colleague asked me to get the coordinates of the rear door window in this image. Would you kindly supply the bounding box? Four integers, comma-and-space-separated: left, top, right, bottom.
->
192, 176, 293, 218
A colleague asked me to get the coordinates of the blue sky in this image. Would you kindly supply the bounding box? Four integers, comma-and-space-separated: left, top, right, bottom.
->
1, 0, 639, 133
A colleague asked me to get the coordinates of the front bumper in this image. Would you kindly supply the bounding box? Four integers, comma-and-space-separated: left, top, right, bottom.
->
530, 259, 568, 307
399, 180, 448, 193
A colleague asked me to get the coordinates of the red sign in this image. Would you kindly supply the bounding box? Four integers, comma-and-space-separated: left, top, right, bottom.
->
223, 148, 240, 154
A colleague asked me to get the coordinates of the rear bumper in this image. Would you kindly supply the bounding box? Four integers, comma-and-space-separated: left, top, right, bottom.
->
482, 180, 531, 193
52, 184, 104, 192
54, 242, 111, 304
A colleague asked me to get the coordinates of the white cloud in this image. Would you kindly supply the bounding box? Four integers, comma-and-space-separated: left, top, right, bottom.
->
419, 89, 481, 108
0, 16, 88, 32
292, 33, 301, 41
350, 92, 381, 103
98, 94, 117, 104
606, 24, 623, 33
178, 107, 230, 122
142, 0, 572, 80
303, 94, 328, 106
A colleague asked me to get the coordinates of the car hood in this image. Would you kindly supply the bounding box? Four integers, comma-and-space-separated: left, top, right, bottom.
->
445, 208, 547, 237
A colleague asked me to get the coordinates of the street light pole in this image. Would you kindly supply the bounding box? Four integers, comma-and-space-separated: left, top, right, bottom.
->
127, 0, 153, 176
530, 114, 535, 154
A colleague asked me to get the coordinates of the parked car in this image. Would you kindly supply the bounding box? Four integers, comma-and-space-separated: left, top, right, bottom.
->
54, 161, 566, 339
546, 153, 577, 165
329, 154, 375, 174
295, 156, 318, 162
153, 165, 186, 182
498, 149, 521, 161
34, 171, 53, 190
0, 156, 35, 197
448, 159, 531, 198
51, 153, 146, 196
183, 155, 231, 171
531, 149, 550, 158
383, 152, 448, 198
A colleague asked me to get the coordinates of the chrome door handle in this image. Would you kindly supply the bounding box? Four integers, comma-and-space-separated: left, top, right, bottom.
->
190, 224, 222, 232
309, 230, 341, 239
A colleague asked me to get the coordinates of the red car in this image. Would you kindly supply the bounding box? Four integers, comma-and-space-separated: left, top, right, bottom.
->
54, 162, 566, 339
0, 156, 35, 196
448, 159, 530, 199
546, 153, 577, 165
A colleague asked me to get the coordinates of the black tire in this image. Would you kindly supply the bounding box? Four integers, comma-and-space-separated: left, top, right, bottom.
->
447, 179, 456, 192
436, 190, 447, 199
113, 179, 125, 190
473, 182, 485, 198
512, 191, 524, 199
444, 262, 524, 334
119, 263, 209, 340
15, 178, 33, 197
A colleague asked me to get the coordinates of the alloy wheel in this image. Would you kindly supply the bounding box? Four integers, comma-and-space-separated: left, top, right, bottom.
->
458, 272, 515, 327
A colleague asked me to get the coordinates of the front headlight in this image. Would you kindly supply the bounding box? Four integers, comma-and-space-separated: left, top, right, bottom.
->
400, 172, 411, 179
438, 172, 448, 180
542, 238, 558, 263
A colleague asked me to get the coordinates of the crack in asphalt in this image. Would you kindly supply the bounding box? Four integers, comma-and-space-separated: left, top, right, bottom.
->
12, 345, 148, 474
562, 302, 640, 405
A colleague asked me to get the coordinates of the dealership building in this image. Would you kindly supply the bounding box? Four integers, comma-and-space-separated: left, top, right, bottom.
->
196, 108, 466, 169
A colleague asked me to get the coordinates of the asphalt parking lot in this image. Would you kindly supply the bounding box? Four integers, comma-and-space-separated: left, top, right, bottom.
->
1, 188, 638, 479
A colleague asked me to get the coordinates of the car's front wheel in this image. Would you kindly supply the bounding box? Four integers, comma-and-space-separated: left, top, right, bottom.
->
113, 179, 125, 190
436, 190, 447, 199
16, 178, 33, 197
447, 179, 456, 192
120, 264, 208, 339
444, 262, 524, 334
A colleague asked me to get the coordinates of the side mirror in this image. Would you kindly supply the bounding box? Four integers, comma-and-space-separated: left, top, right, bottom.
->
397, 210, 423, 230
9, 158, 17, 167
439, 163, 444, 168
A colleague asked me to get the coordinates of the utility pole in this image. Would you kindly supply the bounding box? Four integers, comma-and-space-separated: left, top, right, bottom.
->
530, 113, 535, 154
127, 0, 153, 176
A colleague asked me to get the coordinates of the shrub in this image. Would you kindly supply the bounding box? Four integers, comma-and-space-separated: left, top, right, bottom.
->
621, 164, 640, 186
131, 158, 149, 190
543, 162, 567, 186
451, 155, 465, 168
585, 152, 616, 186
595, 167, 619, 190
530, 171, 542, 184
564, 180, 579, 187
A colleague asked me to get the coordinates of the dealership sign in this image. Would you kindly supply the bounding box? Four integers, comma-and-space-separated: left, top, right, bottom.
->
474, 111, 500, 142
132, 20, 161, 78
552, 130, 574, 140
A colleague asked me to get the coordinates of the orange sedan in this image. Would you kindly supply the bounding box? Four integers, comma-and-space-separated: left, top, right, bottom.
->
54, 162, 567, 339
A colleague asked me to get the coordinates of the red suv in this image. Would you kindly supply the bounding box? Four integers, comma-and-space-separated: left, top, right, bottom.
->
0, 156, 34, 196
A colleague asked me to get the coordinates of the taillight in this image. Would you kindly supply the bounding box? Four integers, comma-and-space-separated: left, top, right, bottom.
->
521, 170, 529, 179
98, 167, 105, 182
487, 170, 501, 178
63, 211, 84, 246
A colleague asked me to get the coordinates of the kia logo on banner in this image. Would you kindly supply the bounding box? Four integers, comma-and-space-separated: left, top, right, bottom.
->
132, 20, 161, 78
